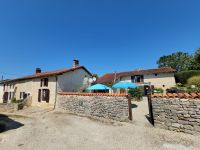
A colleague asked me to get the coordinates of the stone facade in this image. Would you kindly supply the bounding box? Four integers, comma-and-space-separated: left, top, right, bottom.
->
2, 67, 91, 108
57, 94, 129, 121
152, 97, 200, 135
120, 72, 176, 91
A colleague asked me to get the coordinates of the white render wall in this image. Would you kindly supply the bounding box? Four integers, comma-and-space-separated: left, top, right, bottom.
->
144, 73, 176, 90
57, 68, 92, 92
2, 68, 92, 107
3, 76, 57, 107
0, 84, 3, 103
119, 73, 176, 90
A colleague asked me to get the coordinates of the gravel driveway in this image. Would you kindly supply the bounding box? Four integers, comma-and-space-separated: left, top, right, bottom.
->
0, 103, 200, 150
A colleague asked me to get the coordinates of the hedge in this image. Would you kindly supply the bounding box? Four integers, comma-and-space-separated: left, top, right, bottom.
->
175, 70, 200, 84
187, 76, 200, 87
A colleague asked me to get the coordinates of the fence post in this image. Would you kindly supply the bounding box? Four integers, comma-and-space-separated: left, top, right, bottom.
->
147, 94, 154, 125
127, 94, 132, 120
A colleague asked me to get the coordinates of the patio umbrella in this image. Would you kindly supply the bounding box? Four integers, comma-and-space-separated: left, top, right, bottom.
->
87, 84, 111, 90
112, 81, 139, 89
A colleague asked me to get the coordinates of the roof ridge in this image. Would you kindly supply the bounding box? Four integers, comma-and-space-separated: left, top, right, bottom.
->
4, 66, 91, 83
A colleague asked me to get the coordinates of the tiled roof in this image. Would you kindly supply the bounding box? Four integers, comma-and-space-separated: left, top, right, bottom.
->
4, 66, 92, 83
96, 67, 176, 84
58, 92, 126, 97
152, 93, 200, 99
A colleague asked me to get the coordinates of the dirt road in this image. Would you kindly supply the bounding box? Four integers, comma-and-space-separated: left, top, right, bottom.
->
0, 106, 200, 150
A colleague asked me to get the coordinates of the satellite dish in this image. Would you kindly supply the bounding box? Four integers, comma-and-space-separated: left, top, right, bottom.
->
92, 77, 97, 82
88, 78, 93, 83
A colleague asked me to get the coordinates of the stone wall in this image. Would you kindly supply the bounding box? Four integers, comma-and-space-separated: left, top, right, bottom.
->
152, 97, 200, 135
57, 93, 129, 121
0, 97, 32, 112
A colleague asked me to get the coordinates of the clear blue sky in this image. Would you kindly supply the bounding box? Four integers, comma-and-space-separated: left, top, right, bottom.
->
0, 0, 200, 79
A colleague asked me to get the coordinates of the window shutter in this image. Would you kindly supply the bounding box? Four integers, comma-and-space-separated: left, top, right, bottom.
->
46, 78, 48, 87
46, 89, 50, 103
40, 79, 43, 87
38, 89, 41, 102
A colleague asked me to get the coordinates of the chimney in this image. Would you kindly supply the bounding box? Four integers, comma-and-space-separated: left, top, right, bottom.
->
35, 68, 41, 74
73, 59, 79, 68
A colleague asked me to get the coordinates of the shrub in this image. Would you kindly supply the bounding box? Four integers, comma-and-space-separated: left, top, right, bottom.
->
11, 97, 17, 103
153, 88, 163, 93
187, 76, 200, 87
128, 88, 143, 100
186, 87, 200, 93
175, 70, 200, 84
166, 87, 184, 93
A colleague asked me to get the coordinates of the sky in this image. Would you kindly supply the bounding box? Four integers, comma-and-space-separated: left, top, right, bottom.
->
0, 0, 200, 79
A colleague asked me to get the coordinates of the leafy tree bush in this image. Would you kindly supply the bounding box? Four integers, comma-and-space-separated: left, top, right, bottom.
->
166, 86, 200, 93
166, 87, 184, 93
175, 70, 200, 84
157, 49, 200, 72
153, 88, 163, 93
157, 52, 193, 72
128, 88, 142, 100
187, 76, 200, 87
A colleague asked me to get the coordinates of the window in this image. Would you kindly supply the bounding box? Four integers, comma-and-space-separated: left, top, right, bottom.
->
154, 73, 158, 76
40, 78, 48, 87
38, 89, 50, 103
44, 78, 48, 87
131, 75, 144, 83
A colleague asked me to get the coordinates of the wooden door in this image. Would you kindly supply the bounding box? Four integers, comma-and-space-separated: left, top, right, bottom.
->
3, 92, 8, 103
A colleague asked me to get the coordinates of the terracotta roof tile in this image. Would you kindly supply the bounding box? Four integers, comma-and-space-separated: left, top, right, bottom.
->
190, 93, 199, 98
58, 92, 127, 97
96, 67, 176, 84
152, 93, 200, 99
4, 66, 92, 83
167, 93, 174, 98
173, 93, 179, 98
177, 93, 185, 98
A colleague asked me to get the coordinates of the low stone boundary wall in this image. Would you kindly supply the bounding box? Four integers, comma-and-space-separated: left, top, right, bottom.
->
152, 93, 200, 135
57, 92, 129, 121
0, 103, 22, 112
0, 97, 32, 112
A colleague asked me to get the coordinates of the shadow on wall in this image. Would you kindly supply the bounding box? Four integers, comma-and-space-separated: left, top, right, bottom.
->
0, 114, 24, 133
131, 103, 138, 108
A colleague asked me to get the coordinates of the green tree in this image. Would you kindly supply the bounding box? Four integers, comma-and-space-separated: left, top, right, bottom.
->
92, 74, 99, 79
157, 52, 193, 72
194, 48, 200, 64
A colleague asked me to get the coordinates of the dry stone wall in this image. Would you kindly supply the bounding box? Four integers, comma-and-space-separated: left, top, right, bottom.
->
57, 94, 129, 121
152, 97, 200, 135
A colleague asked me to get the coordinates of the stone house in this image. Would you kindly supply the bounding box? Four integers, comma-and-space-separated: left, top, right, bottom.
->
96, 67, 176, 95
1, 60, 92, 107
0, 82, 3, 103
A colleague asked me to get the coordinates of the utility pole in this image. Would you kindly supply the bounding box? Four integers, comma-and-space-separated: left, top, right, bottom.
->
1, 75, 3, 81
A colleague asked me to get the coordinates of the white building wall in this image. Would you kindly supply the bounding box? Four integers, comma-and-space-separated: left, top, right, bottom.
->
3, 76, 57, 107
57, 68, 92, 92
119, 73, 176, 91
144, 73, 176, 90
0, 84, 3, 103
120, 76, 131, 82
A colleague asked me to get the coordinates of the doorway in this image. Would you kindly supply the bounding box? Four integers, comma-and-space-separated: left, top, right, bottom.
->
38, 89, 50, 103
